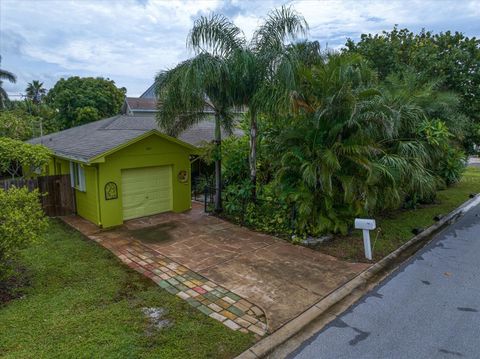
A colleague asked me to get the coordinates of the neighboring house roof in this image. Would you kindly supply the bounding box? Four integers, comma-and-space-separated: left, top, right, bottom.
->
28, 114, 242, 164
125, 97, 157, 111
122, 95, 217, 116
128, 83, 245, 115
140, 83, 156, 98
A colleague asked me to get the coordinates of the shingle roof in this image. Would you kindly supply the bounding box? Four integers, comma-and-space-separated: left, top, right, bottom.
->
29, 114, 243, 163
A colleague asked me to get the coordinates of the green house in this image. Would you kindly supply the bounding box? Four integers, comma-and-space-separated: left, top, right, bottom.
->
29, 113, 235, 228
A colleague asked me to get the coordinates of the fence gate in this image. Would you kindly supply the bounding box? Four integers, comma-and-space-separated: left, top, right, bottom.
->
0, 175, 76, 217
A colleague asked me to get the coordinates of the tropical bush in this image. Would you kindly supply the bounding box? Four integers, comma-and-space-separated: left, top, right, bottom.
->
437, 148, 467, 186
223, 181, 294, 236
0, 187, 48, 280
217, 52, 467, 237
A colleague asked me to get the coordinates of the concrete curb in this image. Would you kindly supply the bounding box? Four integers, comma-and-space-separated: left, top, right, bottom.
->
236, 194, 480, 359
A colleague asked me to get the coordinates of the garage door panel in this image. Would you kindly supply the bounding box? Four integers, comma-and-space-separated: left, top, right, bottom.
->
121, 166, 172, 220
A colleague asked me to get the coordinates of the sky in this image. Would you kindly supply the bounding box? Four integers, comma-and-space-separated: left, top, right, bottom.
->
1, 0, 479, 98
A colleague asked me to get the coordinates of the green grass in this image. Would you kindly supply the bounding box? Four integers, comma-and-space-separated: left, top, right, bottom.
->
318, 167, 480, 262
0, 221, 254, 358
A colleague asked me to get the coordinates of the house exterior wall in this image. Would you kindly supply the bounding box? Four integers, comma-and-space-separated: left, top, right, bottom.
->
96, 134, 191, 228
75, 165, 100, 225
49, 157, 71, 175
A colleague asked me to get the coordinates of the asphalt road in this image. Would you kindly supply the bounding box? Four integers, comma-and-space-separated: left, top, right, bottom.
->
289, 203, 480, 359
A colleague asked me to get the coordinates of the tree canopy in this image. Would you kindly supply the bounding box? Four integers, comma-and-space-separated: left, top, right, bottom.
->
345, 27, 480, 150
45, 76, 126, 129
0, 137, 51, 179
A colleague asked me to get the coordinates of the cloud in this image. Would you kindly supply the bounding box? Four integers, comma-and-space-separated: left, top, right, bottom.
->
0, 0, 479, 96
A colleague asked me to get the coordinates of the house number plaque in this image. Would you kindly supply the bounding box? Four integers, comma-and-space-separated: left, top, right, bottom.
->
105, 181, 118, 200
177, 170, 188, 183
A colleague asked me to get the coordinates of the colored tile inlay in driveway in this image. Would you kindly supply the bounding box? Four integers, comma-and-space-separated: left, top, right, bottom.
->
62, 215, 267, 336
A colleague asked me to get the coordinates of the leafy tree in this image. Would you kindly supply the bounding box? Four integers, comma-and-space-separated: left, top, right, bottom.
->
0, 110, 36, 140
25, 80, 47, 104
345, 27, 480, 150
45, 76, 126, 129
1, 101, 59, 140
75, 106, 100, 125
0, 137, 51, 179
0, 56, 16, 109
186, 6, 308, 197
0, 187, 48, 281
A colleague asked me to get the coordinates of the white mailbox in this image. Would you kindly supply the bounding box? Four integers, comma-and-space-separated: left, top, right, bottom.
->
354, 218, 376, 260
354, 218, 376, 230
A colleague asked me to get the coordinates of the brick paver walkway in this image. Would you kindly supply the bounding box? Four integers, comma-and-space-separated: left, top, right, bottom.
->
63, 215, 267, 336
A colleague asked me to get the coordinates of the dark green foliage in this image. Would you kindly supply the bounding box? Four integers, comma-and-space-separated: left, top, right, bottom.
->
46, 76, 126, 129
345, 27, 480, 150
220, 136, 250, 184
219, 51, 468, 237
223, 181, 294, 237
437, 148, 467, 186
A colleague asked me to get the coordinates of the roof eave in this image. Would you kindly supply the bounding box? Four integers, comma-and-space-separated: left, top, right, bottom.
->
52, 151, 90, 164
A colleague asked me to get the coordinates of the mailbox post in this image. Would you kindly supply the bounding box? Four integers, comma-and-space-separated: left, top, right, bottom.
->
354, 218, 376, 260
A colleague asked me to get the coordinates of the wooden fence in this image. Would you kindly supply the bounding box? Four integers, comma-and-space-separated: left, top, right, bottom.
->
0, 175, 76, 217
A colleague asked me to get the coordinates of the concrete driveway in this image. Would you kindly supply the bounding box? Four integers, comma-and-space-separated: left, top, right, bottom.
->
64, 202, 368, 332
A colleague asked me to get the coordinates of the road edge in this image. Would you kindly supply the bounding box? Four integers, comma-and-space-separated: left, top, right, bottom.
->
235, 194, 480, 359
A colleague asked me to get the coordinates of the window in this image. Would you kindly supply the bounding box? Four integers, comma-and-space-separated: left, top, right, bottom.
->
69, 161, 86, 192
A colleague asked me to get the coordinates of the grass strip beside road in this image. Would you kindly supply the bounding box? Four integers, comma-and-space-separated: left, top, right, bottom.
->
317, 167, 480, 262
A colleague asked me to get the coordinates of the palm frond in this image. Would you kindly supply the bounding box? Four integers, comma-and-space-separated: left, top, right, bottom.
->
251, 6, 308, 54
0, 69, 16, 83
188, 13, 245, 57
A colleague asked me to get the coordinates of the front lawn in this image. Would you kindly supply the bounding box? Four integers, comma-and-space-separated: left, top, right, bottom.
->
0, 221, 253, 358
317, 166, 480, 262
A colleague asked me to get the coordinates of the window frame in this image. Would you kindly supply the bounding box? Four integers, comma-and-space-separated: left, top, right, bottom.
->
70, 161, 86, 192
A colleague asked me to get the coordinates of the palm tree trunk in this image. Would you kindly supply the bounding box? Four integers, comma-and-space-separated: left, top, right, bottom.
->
214, 114, 222, 212
249, 111, 257, 200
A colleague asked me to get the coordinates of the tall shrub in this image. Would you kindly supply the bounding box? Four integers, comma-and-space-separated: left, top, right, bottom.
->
0, 187, 48, 279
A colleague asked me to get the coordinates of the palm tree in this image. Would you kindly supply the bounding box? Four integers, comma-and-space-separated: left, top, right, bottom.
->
272, 52, 459, 234
274, 53, 388, 234
0, 56, 16, 109
156, 53, 236, 212
188, 6, 308, 198
25, 80, 46, 104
